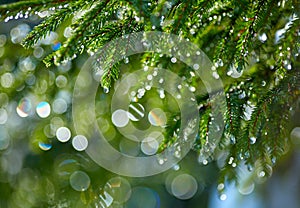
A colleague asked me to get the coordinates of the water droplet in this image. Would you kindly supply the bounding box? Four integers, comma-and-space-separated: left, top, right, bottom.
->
286, 64, 292, 70
56, 127, 71, 142
217, 59, 224, 67
158, 89, 165, 99
171, 174, 198, 200
124, 57, 129, 64
271, 157, 277, 164
247, 164, 253, 171
227, 65, 243, 78
147, 74, 153, 80
258, 171, 265, 177
72, 135, 88, 151
173, 164, 180, 171
230, 135, 236, 144
171, 57, 177, 63
212, 71, 220, 79
157, 157, 165, 165
238, 91, 246, 99
103, 86, 109, 93
112, 109, 129, 127
193, 64, 199, 70
258, 33, 267, 42
202, 159, 208, 165
145, 84, 152, 90
63, 26, 73, 38
217, 183, 224, 191
104, 177, 131, 204
176, 94, 182, 99
220, 193, 227, 201
148, 108, 167, 127
250, 137, 256, 144
243, 103, 255, 121
189, 86, 196, 92
69, 171, 90, 191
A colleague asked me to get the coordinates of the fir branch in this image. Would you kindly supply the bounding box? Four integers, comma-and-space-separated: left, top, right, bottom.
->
232, 0, 266, 72
22, 0, 93, 48
274, 17, 300, 80
237, 71, 300, 172
0, 0, 70, 21
43, 0, 118, 66
195, 103, 211, 151
95, 19, 141, 89
253, 0, 277, 31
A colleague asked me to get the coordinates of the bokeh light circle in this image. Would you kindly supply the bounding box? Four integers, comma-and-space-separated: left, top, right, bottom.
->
111, 109, 129, 127
103, 177, 132, 204
36, 101, 51, 118
148, 108, 167, 127
69, 170, 90, 191
56, 127, 71, 142
16, 97, 32, 118
126, 187, 160, 208
73, 32, 226, 177
171, 174, 198, 200
72, 135, 88, 151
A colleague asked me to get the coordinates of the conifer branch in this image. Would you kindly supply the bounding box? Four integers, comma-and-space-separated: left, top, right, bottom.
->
0, 0, 70, 21
22, 0, 93, 48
